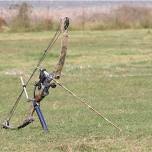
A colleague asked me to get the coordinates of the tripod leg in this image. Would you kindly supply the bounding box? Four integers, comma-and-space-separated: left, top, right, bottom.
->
33, 101, 48, 132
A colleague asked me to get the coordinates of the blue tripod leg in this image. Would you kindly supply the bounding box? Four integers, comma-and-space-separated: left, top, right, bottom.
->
33, 101, 48, 132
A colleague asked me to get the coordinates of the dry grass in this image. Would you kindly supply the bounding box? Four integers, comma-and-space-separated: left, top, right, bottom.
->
1, 3, 152, 31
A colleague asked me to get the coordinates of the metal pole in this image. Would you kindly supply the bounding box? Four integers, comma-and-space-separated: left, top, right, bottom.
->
33, 102, 48, 132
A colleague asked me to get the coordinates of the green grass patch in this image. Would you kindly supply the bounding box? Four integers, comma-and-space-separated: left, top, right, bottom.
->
0, 29, 152, 151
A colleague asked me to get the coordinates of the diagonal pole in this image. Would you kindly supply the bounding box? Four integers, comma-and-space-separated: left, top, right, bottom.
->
53, 79, 122, 132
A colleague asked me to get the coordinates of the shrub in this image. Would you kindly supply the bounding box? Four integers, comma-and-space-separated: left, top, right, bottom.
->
0, 17, 7, 31
112, 5, 152, 29
10, 2, 32, 32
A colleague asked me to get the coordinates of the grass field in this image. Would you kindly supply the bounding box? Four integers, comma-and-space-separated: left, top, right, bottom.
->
0, 29, 152, 151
